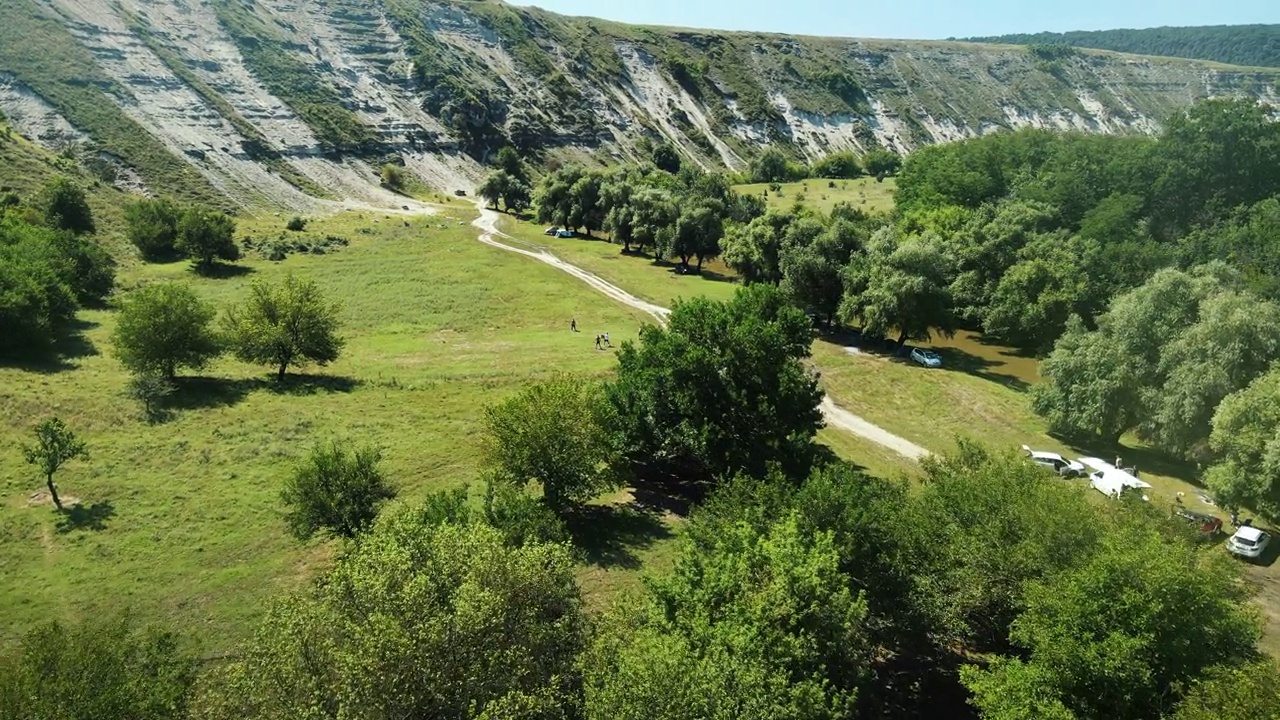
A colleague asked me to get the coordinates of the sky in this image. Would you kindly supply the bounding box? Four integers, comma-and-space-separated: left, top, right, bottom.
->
511, 0, 1278, 40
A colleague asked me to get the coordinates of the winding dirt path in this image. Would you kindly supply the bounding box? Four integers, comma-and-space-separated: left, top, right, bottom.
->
471, 205, 931, 462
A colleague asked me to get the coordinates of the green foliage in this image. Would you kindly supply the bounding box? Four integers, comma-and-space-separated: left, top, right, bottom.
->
22, 417, 87, 510
0, 614, 197, 720
861, 149, 902, 177
604, 284, 823, 485
1172, 661, 1280, 719
961, 525, 1259, 719
176, 208, 239, 273
650, 141, 682, 173
124, 197, 183, 260
482, 374, 613, 513
840, 226, 955, 344
669, 202, 724, 270
0, 218, 79, 352
36, 176, 94, 234
192, 520, 585, 720
281, 441, 395, 540
483, 479, 569, 547
969, 24, 1280, 68
112, 283, 221, 380
1035, 266, 1280, 458
748, 147, 796, 184
781, 217, 867, 325
126, 372, 176, 423
495, 146, 531, 185
583, 515, 869, 720
810, 151, 863, 179
284, 216, 306, 232
380, 163, 406, 192
1207, 367, 1280, 518
222, 274, 344, 381
478, 170, 532, 213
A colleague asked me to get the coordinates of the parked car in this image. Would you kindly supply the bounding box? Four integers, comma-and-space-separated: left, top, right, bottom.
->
543, 227, 559, 236
555, 229, 574, 238
910, 348, 942, 368
1174, 507, 1222, 538
1021, 445, 1085, 477
1227, 526, 1271, 560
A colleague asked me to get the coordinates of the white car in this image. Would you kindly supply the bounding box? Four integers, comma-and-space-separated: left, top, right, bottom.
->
1021, 445, 1085, 477
910, 348, 942, 368
1227, 526, 1271, 560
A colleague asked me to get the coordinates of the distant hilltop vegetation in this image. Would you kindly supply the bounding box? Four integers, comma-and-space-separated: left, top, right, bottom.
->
966, 24, 1280, 69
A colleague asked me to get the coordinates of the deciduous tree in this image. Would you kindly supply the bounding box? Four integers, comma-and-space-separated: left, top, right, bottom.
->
604, 284, 822, 485
176, 208, 239, 273
22, 417, 87, 511
112, 283, 221, 380
482, 374, 612, 513
223, 274, 344, 381
281, 441, 395, 540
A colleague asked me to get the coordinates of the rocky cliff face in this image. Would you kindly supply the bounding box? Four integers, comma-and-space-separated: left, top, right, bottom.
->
1, 0, 1276, 208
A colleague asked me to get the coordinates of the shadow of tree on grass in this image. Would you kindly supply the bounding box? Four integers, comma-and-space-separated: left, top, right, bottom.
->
0, 319, 100, 374
55, 500, 115, 533
563, 502, 674, 571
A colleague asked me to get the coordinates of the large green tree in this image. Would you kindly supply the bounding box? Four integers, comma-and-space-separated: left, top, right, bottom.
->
1206, 367, 1280, 519
192, 519, 585, 720
840, 227, 955, 345
112, 283, 221, 380
483, 374, 613, 513
124, 197, 182, 260
603, 284, 822, 485
223, 274, 344, 381
961, 526, 1259, 720
176, 208, 239, 273
583, 516, 868, 720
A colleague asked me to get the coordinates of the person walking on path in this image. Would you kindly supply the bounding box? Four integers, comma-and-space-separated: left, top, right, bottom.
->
595, 334, 601, 350
570, 318, 577, 332
604, 332, 611, 348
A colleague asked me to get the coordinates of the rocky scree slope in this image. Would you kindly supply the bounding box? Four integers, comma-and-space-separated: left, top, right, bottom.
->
0, 0, 1276, 208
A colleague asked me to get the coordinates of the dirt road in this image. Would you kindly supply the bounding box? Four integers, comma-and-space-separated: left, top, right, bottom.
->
471, 205, 931, 462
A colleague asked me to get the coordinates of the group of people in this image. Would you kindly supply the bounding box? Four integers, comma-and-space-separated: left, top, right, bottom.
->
569, 318, 611, 350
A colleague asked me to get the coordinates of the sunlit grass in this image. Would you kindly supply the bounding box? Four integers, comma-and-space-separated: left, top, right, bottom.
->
0, 206, 651, 649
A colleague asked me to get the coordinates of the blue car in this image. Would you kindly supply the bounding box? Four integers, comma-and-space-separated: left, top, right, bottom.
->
910, 348, 942, 368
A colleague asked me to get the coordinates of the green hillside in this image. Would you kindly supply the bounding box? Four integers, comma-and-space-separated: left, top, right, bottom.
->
966, 24, 1280, 69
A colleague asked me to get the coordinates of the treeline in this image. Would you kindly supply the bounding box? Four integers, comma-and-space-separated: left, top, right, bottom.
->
966, 24, 1280, 68
0, 178, 115, 354
5, 286, 1280, 719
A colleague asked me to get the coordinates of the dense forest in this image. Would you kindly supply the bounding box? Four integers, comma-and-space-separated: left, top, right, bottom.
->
966, 24, 1280, 68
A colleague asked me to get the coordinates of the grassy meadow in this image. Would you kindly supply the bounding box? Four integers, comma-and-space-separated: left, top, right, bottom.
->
0, 206, 652, 648
736, 177, 898, 215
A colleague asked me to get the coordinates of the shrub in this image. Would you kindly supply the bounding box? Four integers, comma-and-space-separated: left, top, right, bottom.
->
281, 441, 396, 541
380, 163, 406, 192
124, 198, 183, 260
36, 176, 94, 234
285, 216, 307, 232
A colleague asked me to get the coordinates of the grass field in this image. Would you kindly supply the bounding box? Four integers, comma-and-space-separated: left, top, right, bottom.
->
735, 177, 898, 215
495, 215, 741, 308
0, 206, 653, 648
